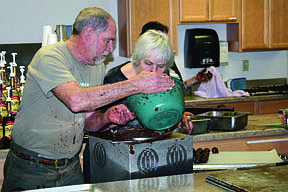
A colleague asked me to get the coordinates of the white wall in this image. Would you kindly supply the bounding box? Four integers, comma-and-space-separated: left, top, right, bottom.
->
0, 0, 117, 43
1, 0, 287, 82
175, 24, 288, 81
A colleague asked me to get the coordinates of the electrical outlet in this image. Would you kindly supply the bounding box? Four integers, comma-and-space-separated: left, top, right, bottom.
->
242, 60, 249, 71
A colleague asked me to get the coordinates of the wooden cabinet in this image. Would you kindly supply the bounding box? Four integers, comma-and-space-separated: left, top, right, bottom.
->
189, 102, 255, 114
228, 0, 288, 52
179, 0, 239, 23
241, 0, 269, 50
270, 0, 288, 48
118, 0, 288, 56
258, 99, 288, 114
180, 0, 209, 22
117, 0, 179, 57
222, 102, 255, 114
186, 98, 288, 115
220, 99, 288, 114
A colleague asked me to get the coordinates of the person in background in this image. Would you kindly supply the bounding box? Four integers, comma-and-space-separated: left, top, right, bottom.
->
83, 29, 194, 183
140, 21, 212, 89
1, 7, 174, 191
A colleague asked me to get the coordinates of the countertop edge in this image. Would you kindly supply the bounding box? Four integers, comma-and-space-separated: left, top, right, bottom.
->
184, 94, 288, 106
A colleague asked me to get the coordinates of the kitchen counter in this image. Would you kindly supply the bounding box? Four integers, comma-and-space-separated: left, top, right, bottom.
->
182, 93, 288, 149
184, 94, 288, 106
0, 114, 286, 155
1, 113, 288, 191
193, 113, 288, 142
191, 112, 288, 156
92, 171, 224, 192
25, 170, 230, 192
2, 113, 288, 191
27, 165, 288, 192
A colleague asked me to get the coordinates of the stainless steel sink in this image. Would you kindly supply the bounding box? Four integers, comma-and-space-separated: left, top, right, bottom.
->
197, 111, 248, 131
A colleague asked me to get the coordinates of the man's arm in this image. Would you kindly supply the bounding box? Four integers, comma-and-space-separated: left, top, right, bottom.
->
52, 71, 174, 112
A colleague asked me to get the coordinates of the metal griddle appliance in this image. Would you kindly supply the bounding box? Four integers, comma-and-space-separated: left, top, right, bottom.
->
89, 129, 193, 183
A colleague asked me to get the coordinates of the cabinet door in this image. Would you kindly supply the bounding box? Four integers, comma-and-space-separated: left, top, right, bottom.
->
118, 0, 178, 57
180, 0, 209, 22
259, 99, 288, 114
241, 0, 269, 50
223, 102, 255, 114
210, 0, 239, 21
269, 0, 288, 48
180, 0, 239, 23
189, 102, 255, 114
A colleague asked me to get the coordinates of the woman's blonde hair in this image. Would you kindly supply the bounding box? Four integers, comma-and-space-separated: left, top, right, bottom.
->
131, 30, 174, 69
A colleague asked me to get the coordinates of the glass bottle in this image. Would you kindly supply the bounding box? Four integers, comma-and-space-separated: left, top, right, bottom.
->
0, 69, 8, 119
8, 64, 20, 116
0, 69, 8, 149
18, 66, 25, 100
3, 87, 14, 148
0, 52, 9, 101
11, 53, 20, 90
0, 115, 3, 149
0, 86, 4, 149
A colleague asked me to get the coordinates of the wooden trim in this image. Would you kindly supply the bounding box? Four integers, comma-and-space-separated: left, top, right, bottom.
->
117, 0, 130, 57
127, 0, 132, 56
171, 0, 179, 55
268, 0, 272, 48
254, 101, 259, 115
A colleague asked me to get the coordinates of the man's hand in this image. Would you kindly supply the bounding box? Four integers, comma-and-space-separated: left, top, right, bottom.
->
104, 104, 136, 125
177, 112, 194, 135
132, 71, 174, 94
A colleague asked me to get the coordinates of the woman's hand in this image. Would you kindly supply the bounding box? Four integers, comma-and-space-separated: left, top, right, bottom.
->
177, 112, 194, 134
195, 68, 213, 83
183, 68, 213, 89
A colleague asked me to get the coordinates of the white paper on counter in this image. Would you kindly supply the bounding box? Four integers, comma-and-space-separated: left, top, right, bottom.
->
194, 149, 284, 170
207, 149, 283, 165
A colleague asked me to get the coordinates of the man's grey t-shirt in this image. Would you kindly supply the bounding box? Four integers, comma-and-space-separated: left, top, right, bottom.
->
12, 41, 105, 159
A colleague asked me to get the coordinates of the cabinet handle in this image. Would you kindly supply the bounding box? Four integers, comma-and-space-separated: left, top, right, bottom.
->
228, 17, 237, 20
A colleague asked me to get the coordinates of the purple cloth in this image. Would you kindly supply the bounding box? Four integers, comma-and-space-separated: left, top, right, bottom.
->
194, 66, 250, 98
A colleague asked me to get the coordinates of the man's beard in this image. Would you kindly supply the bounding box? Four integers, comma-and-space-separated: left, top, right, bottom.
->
94, 57, 105, 65
94, 51, 110, 65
